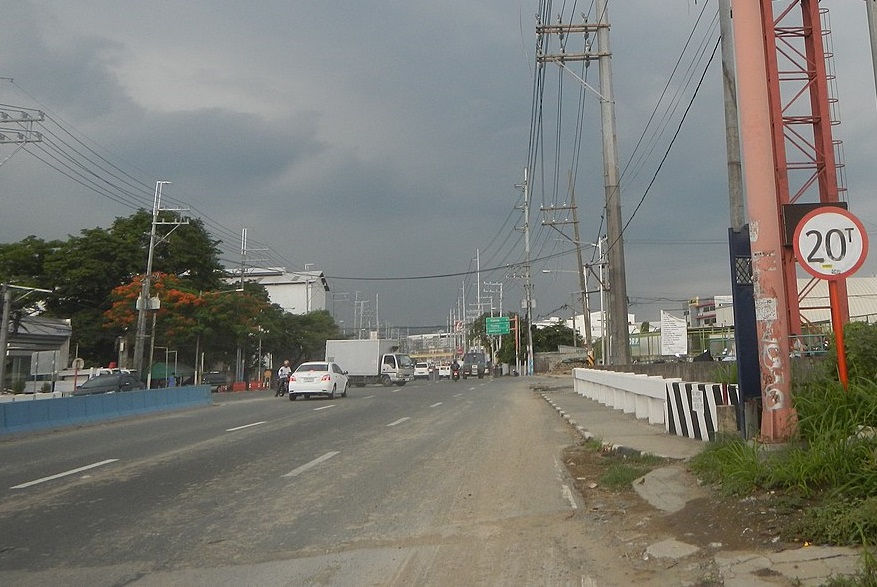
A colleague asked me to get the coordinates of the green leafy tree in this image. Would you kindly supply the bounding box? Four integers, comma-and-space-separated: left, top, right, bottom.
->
0, 236, 63, 334
532, 323, 581, 352
261, 310, 341, 368
105, 274, 275, 374
36, 211, 223, 364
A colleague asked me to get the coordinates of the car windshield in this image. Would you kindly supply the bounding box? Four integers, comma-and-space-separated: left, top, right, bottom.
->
398, 355, 413, 368
464, 353, 485, 363
296, 363, 328, 372
80, 375, 117, 388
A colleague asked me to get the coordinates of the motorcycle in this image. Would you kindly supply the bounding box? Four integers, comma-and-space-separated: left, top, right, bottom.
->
451, 366, 460, 382
275, 375, 289, 397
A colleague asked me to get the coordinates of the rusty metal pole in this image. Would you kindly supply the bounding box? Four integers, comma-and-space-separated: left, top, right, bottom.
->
730, 0, 796, 441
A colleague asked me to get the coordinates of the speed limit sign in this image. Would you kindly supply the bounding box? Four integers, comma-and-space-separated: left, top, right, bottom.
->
793, 207, 869, 280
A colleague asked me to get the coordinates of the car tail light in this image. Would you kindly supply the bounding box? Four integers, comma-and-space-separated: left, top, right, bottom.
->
321, 374, 331, 382
289, 375, 297, 382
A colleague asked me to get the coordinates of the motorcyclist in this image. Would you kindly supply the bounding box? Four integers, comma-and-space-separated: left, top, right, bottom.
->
275, 360, 292, 396
451, 359, 461, 381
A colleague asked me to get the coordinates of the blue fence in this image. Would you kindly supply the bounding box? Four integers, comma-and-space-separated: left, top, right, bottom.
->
0, 385, 212, 436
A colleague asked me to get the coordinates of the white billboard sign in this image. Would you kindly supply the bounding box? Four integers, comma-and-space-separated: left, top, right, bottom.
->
660, 311, 688, 356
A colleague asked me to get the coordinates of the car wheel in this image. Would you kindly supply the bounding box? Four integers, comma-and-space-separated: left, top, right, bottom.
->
329, 386, 336, 399
381, 375, 392, 387
289, 393, 296, 401
342, 383, 348, 397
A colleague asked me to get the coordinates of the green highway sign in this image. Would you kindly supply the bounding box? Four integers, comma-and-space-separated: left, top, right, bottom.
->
485, 316, 510, 335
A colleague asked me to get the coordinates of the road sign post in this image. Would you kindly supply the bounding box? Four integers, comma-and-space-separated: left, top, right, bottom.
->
794, 207, 869, 388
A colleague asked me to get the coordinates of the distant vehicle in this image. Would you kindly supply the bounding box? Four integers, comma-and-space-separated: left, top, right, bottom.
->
202, 371, 230, 392
461, 351, 486, 379
325, 339, 414, 387
73, 372, 145, 396
437, 364, 451, 379
288, 361, 349, 400
413, 362, 431, 379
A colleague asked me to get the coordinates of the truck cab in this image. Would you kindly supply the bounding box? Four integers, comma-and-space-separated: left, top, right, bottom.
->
381, 353, 415, 385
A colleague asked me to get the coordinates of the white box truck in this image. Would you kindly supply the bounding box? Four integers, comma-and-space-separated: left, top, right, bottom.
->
325, 339, 414, 387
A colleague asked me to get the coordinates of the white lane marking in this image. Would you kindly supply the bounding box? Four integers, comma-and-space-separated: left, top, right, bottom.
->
314, 404, 336, 411
226, 421, 267, 432
11, 459, 119, 489
363, 395, 375, 399
555, 457, 579, 510
430, 402, 443, 408
452, 393, 463, 398
283, 451, 340, 478
387, 417, 410, 427
562, 484, 578, 510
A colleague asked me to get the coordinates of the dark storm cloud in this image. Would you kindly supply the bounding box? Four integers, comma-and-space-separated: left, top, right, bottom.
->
0, 1, 874, 327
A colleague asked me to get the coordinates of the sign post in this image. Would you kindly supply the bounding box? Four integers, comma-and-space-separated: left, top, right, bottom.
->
793, 207, 869, 388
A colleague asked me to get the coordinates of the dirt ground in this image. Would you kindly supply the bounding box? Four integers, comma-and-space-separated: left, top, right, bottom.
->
561, 441, 810, 581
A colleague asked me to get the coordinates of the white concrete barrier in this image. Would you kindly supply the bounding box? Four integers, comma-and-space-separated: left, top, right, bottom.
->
572, 368, 741, 441
573, 368, 677, 426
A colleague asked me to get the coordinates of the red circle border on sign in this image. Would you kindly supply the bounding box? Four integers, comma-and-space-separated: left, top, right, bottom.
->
793, 206, 869, 280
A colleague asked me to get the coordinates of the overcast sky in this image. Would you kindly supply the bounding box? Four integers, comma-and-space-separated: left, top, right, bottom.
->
1, 1, 875, 333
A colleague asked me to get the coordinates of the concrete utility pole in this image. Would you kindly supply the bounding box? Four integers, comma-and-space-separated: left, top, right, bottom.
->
0, 285, 10, 391
0, 283, 53, 391
868, 0, 877, 105
595, 0, 631, 365
540, 194, 594, 359
133, 181, 188, 377
517, 167, 535, 376
720, 0, 745, 232
534, 1, 629, 365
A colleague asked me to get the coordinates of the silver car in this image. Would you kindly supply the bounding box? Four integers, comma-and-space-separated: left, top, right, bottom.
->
288, 361, 349, 400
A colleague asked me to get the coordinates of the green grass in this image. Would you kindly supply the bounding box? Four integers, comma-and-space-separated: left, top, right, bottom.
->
689, 375, 877, 584
599, 452, 667, 490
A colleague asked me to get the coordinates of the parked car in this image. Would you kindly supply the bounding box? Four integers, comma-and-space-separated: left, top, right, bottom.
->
202, 371, 230, 392
73, 372, 145, 396
413, 362, 431, 379
288, 361, 349, 400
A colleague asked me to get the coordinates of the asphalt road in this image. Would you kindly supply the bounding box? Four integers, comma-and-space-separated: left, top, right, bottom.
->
0, 375, 591, 586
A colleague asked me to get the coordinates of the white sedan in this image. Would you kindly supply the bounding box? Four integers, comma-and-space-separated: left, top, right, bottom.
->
288, 361, 349, 400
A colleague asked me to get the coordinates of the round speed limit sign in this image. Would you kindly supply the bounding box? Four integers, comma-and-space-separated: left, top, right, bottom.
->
793, 207, 869, 280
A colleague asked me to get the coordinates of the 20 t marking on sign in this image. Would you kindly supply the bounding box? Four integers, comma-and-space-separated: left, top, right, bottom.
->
793, 207, 869, 280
